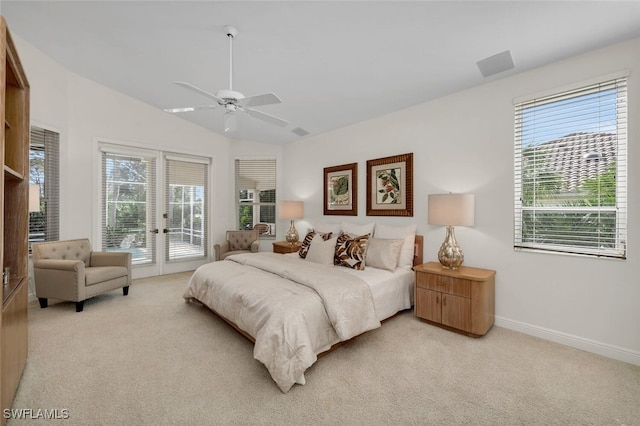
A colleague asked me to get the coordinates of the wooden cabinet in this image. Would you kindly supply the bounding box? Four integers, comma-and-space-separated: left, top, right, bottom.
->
272, 241, 302, 254
0, 16, 30, 424
414, 262, 495, 337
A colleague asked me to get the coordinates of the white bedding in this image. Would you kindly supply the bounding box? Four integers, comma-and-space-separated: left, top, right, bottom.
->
183, 252, 413, 392
342, 264, 414, 321
284, 252, 414, 321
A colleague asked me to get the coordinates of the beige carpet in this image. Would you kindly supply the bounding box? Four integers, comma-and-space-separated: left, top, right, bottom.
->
9, 272, 640, 425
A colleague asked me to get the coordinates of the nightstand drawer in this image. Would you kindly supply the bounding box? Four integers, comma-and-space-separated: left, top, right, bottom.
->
416, 273, 471, 298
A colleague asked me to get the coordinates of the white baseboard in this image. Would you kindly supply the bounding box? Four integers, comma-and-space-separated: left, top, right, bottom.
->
495, 316, 640, 366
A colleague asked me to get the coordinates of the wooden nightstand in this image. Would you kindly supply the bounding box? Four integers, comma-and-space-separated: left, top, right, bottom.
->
272, 241, 302, 254
414, 261, 495, 337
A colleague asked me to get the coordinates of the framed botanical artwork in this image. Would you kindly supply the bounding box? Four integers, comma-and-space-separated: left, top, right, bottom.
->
366, 153, 413, 216
324, 162, 357, 216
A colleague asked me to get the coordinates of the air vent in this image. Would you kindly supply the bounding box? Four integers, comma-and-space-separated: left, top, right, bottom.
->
476, 50, 514, 78
291, 127, 309, 137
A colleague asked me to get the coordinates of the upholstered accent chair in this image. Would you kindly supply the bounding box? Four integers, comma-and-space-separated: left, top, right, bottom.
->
214, 230, 259, 261
32, 238, 132, 312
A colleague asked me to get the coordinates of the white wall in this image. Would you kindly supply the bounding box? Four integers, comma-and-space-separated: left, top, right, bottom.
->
14, 34, 234, 256
283, 37, 640, 364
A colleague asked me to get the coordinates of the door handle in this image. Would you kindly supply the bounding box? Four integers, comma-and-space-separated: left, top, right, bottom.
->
163, 229, 169, 233
149, 229, 159, 234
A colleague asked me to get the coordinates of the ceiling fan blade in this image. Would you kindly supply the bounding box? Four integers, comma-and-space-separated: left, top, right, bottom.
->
237, 92, 282, 108
173, 81, 223, 103
245, 108, 289, 127
164, 105, 216, 113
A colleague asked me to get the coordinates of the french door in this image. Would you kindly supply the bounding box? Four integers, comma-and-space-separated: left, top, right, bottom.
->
100, 145, 211, 278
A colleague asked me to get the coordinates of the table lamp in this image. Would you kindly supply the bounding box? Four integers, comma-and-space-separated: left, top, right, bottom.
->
279, 200, 304, 244
428, 193, 475, 269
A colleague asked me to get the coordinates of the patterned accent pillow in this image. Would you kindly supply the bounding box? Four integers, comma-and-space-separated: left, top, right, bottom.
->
334, 231, 370, 270
298, 231, 333, 258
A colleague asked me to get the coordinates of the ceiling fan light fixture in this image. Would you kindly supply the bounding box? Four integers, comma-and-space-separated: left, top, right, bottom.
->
224, 110, 237, 133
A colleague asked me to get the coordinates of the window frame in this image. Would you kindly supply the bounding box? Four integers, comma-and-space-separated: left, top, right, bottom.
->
513, 75, 627, 259
234, 158, 276, 238
29, 125, 60, 250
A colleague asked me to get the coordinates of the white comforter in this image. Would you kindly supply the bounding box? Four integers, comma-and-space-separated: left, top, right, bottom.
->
183, 252, 381, 392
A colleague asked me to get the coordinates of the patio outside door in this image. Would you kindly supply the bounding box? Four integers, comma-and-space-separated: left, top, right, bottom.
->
162, 155, 209, 274
100, 146, 210, 278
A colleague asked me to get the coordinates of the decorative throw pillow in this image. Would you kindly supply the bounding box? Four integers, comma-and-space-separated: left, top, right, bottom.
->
373, 223, 417, 270
334, 231, 370, 270
365, 238, 404, 272
298, 231, 332, 258
306, 235, 338, 265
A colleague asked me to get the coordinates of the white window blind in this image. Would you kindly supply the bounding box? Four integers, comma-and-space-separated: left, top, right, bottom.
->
235, 159, 276, 237
101, 151, 157, 265
29, 126, 60, 248
165, 157, 208, 260
514, 77, 627, 258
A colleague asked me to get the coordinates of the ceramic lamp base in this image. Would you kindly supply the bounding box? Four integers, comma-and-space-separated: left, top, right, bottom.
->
438, 226, 464, 269
285, 220, 299, 243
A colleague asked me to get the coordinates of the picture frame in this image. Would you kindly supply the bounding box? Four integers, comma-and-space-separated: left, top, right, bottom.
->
324, 162, 358, 216
366, 153, 413, 216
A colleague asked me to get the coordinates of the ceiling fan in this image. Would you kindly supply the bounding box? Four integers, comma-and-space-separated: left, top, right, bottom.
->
164, 25, 292, 133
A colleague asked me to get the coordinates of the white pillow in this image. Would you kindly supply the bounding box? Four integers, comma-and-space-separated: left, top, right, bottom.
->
366, 238, 404, 272
306, 235, 338, 265
373, 223, 417, 270
341, 221, 375, 236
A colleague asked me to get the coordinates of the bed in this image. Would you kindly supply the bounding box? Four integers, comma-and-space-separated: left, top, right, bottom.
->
184, 224, 423, 392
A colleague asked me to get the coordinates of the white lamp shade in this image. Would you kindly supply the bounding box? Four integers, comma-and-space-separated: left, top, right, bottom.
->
428, 193, 475, 227
278, 200, 304, 220
29, 184, 40, 212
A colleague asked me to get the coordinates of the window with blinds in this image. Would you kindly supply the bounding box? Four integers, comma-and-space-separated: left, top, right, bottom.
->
29, 126, 60, 249
235, 159, 276, 238
514, 76, 627, 258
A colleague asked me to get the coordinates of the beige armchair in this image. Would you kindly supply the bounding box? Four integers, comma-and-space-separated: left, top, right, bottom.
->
214, 230, 259, 261
32, 238, 132, 312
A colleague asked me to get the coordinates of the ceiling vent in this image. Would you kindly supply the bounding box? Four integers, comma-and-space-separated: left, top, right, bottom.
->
291, 127, 310, 137
476, 50, 515, 78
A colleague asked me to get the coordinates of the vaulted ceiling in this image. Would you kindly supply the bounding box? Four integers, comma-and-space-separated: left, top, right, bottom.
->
3, 1, 640, 145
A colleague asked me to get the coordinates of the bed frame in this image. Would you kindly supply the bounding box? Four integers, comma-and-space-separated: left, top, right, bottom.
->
200, 235, 424, 356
